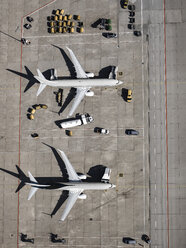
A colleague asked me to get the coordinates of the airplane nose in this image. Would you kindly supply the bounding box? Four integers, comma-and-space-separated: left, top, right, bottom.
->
112, 184, 116, 188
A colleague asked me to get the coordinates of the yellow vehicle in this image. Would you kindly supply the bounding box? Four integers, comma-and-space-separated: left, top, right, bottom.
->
127, 89, 132, 102
122, 0, 128, 9
29, 114, 34, 120
40, 104, 48, 109
30, 108, 36, 114
33, 104, 41, 110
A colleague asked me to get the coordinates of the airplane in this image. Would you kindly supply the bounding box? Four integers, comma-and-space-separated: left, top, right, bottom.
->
34, 47, 124, 117
0, 149, 115, 221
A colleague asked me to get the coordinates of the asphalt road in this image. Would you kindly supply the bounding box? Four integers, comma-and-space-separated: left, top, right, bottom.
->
147, 0, 186, 247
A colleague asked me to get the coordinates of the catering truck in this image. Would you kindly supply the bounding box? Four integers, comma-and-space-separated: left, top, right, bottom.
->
61, 113, 93, 129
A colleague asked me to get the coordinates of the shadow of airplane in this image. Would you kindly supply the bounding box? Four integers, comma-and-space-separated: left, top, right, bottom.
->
87, 165, 107, 182
57, 87, 76, 115
42, 142, 69, 181
42, 142, 105, 182
51, 45, 78, 115
6, 66, 38, 93
0, 30, 22, 43
52, 44, 76, 78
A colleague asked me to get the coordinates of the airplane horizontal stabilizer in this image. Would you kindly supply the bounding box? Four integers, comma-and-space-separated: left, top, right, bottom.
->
28, 171, 38, 183
34, 69, 48, 96
36, 83, 47, 96
28, 187, 39, 200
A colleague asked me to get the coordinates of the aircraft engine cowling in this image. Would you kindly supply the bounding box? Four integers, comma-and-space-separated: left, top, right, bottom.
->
85, 91, 94, 97
78, 174, 87, 180
86, 72, 94, 78
78, 193, 87, 199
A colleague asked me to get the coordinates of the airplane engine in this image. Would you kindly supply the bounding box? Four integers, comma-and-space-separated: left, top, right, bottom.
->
86, 72, 94, 78
77, 173, 87, 180
78, 193, 87, 199
85, 91, 94, 97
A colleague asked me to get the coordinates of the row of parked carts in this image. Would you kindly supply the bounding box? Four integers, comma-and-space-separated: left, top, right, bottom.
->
47, 9, 84, 34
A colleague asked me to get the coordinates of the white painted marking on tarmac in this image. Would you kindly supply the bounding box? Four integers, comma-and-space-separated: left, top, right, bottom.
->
24, 31, 132, 39
155, 184, 157, 190
155, 220, 157, 228
140, 0, 147, 236
154, 147, 156, 154
153, 89, 155, 95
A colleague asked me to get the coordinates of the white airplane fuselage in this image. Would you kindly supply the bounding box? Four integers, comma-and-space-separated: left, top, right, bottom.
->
44, 78, 122, 88
58, 182, 114, 190
27, 182, 114, 191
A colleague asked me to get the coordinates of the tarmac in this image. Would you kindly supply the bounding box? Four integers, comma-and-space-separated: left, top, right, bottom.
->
0, 0, 149, 247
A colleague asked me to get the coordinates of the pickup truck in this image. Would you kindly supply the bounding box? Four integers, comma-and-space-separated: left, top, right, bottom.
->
61, 113, 93, 129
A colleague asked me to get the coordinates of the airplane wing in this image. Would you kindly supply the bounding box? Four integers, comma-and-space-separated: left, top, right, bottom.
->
60, 189, 83, 221
57, 150, 80, 181
68, 87, 89, 117
50, 190, 69, 217
66, 47, 88, 79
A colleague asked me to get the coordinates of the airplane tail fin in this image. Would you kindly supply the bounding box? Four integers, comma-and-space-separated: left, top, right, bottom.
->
34, 69, 47, 96
28, 187, 39, 200
28, 171, 38, 183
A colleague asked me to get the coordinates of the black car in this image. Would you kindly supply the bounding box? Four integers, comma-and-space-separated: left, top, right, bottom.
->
128, 24, 135, 29
24, 23, 32, 29
125, 129, 139, 135
128, 4, 135, 11
27, 16, 34, 22
129, 11, 135, 17
129, 17, 135, 23
123, 237, 137, 244
141, 234, 151, 244
134, 30, 142, 36
102, 32, 117, 38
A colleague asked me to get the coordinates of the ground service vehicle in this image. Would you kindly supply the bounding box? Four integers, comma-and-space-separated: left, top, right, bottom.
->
141, 234, 151, 244
125, 129, 139, 135
127, 89, 132, 102
123, 237, 136, 244
128, 5, 135, 11
94, 127, 109, 134
102, 32, 117, 38
134, 30, 142, 36
61, 114, 93, 129
122, 0, 129, 9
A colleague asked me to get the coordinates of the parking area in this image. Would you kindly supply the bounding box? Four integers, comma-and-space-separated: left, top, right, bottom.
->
0, 0, 149, 247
